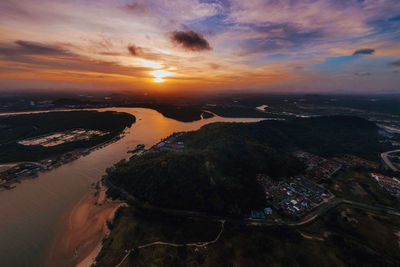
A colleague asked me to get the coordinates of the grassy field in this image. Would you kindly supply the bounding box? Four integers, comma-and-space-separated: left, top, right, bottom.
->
299, 204, 400, 266
328, 169, 399, 208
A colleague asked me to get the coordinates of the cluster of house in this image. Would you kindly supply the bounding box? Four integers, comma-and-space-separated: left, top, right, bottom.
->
0, 163, 46, 188
0, 99, 54, 111
293, 151, 342, 181
370, 173, 400, 199
256, 174, 332, 217
151, 132, 185, 152
0, 147, 95, 189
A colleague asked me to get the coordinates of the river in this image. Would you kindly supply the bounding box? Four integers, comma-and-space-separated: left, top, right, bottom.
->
0, 107, 265, 267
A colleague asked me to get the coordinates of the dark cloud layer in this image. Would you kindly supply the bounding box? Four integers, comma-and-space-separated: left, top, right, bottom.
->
239, 23, 322, 54
209, 63, 221, 69
354, 72, 371, 76
124, 2, 150, 13
353, 48, 375, 55
171, 30, 211, 51
126, 44, 168, 61
389, 59, 400, 67
0, 40, 70, 57
15, 40, 67, 54
127, 45, 143, 56
0, 40, 150, 78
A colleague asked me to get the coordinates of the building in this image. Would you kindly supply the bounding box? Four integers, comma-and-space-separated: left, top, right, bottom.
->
264, 207, 272, 215
370, 173, 400, 199
251, 210, 266, 219
370, 173, 400, 187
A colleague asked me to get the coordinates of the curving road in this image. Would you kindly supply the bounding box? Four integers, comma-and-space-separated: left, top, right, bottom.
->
381, 149, 400, 172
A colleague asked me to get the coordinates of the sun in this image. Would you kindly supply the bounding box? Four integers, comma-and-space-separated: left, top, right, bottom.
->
150, 70, 171, 83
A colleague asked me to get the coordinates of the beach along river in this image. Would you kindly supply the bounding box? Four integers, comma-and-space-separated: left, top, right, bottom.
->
0, 107, 265, 267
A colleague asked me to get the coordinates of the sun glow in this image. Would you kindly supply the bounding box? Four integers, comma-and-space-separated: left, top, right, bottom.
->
140, 59, 163, 69
150, 69, 171, 83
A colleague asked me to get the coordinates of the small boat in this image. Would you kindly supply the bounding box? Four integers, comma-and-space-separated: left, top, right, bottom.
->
128, 144, 145, 153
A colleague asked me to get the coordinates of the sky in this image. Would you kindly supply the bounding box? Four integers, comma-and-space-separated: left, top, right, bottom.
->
0, 0, 399, 94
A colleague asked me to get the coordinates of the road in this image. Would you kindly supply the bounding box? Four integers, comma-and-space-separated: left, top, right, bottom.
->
381, 149, 400, 172
247, 198, 400, 226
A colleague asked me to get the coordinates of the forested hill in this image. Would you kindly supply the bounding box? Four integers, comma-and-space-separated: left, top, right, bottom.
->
106, 116, 387, 215
182, 115, 389, 160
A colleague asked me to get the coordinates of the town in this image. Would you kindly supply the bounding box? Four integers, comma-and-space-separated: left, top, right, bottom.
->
129, 132, 185, 158
150, 132, 185, 152
252, 174, 333, 219
250, 149, 400, 220
293, 151, 342, 181
0, 132, 123, 190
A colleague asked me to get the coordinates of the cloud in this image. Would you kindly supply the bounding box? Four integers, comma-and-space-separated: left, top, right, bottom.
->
354, 72, 371, 76
171, 30, 211, 51
389, 59, 400, 67
238, 22, 323, 54
124, 3, 148, 13
122, 0, 220, 24
0, 40, 74, 67
126, 44, 171, 62
1, 0, 400, 92
99, 51, 122, 56
228, 0, 400, 37
353, 48, 375, 56
209, 63, 221, 69
127, 45, 143, 56
0, 40, 150, 79
15, 40, 67, 54
0, 40, 70, 56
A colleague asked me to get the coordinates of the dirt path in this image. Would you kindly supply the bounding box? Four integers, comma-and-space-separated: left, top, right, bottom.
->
297, 231, 324, 241
116, 220, 225, 267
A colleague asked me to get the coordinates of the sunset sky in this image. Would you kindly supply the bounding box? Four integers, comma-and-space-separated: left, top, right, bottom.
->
0, 0, 399, 94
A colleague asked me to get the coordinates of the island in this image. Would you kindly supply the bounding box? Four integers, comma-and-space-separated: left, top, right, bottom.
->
0, 111, 135, 188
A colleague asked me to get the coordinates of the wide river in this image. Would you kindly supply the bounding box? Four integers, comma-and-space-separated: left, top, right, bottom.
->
0, 107, 264, 267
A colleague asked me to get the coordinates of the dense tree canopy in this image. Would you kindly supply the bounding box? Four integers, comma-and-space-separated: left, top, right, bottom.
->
106, 115, 388, 215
